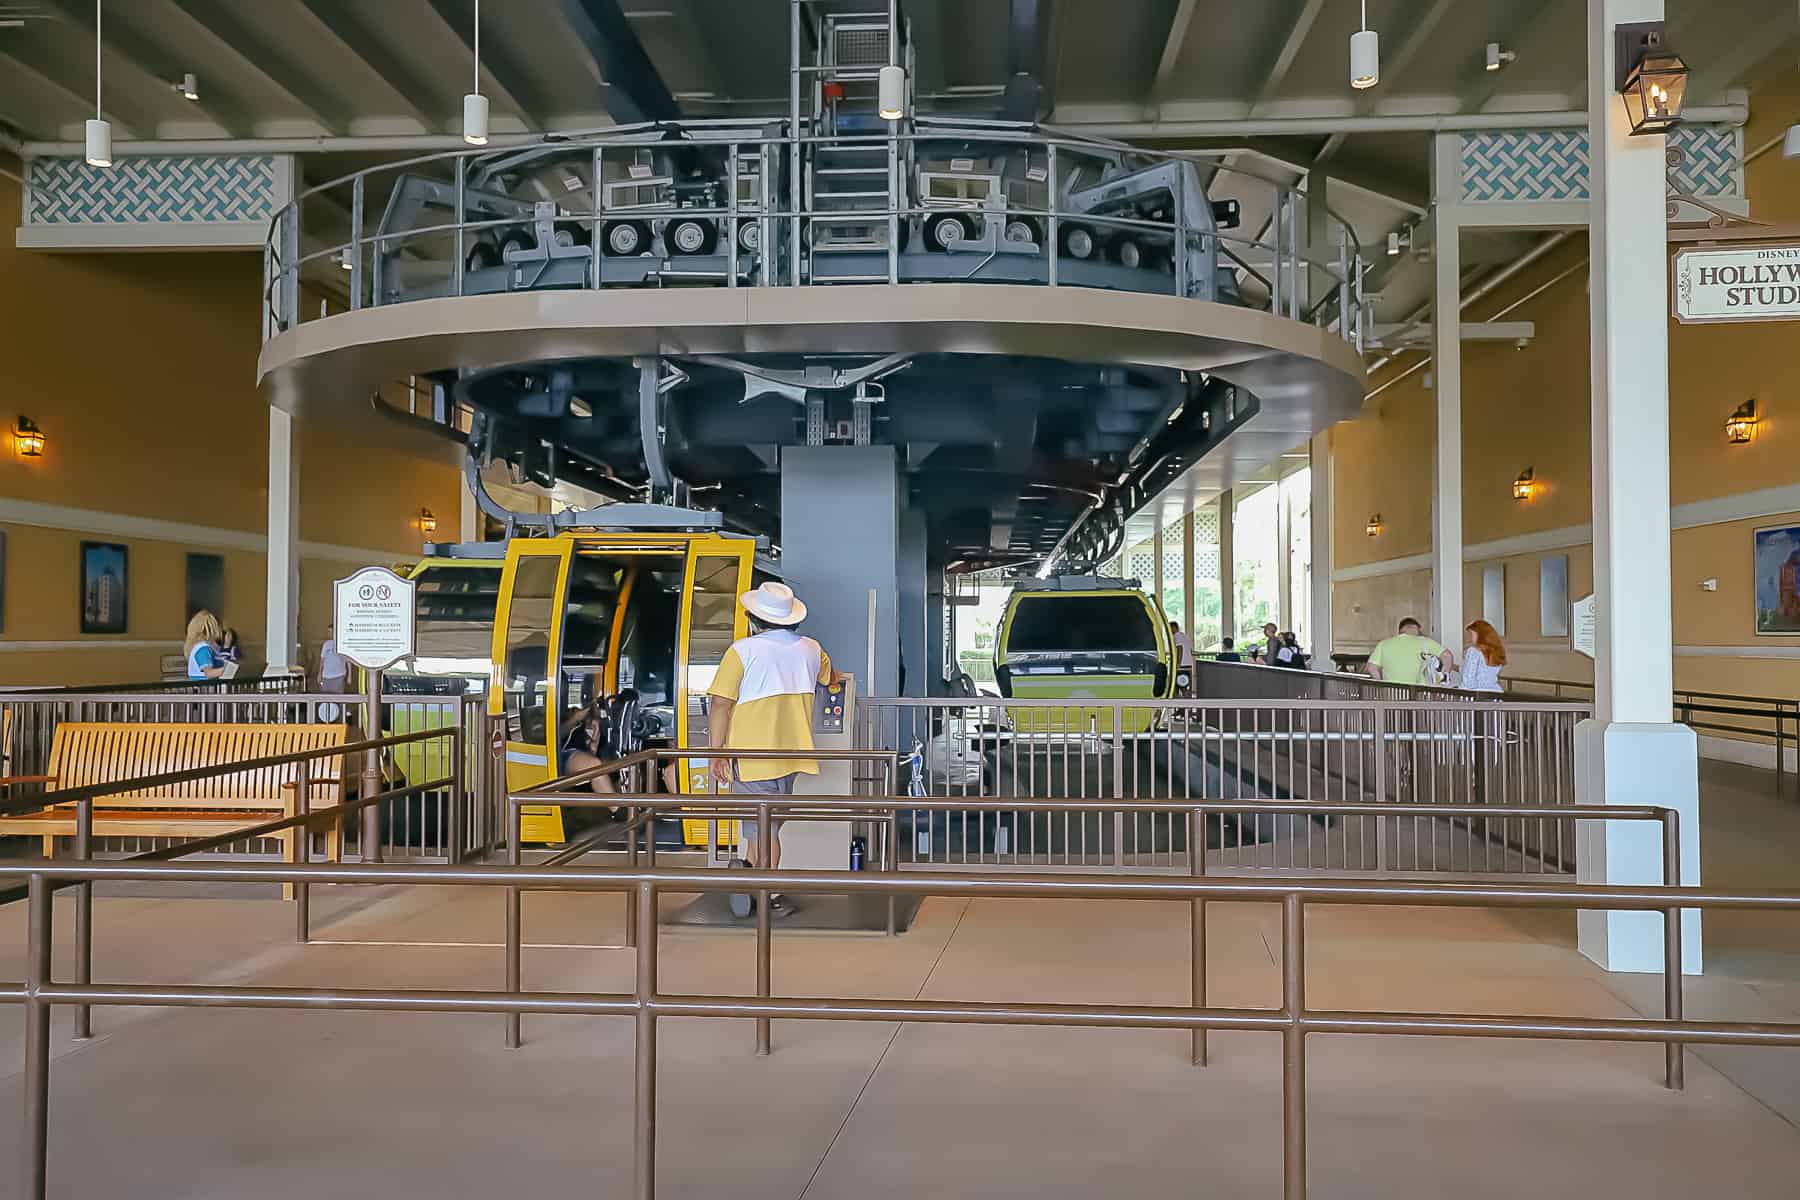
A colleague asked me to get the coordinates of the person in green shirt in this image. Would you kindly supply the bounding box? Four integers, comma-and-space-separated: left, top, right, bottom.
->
1365, 616, 1455, 686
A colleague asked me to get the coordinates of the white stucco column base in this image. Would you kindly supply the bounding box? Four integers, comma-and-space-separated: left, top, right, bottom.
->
1575, 719, 1701, 975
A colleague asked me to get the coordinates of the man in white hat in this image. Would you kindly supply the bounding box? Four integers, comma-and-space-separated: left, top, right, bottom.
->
706, 581, 836, 917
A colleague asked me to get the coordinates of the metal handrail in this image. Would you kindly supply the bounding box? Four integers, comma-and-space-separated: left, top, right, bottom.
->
11, 846, 1795, 1200
264, 123, 1366, 341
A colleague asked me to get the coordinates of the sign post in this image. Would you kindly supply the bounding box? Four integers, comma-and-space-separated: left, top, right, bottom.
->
332, 566, 417, 864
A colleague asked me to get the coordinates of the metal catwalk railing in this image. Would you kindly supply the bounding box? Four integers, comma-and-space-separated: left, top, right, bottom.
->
9, 847, 1799, 1200
859, 695, 1589, 874
0, 690, 494, 863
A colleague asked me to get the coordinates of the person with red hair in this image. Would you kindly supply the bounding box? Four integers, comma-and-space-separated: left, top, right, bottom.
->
1458, 620, 1507, 693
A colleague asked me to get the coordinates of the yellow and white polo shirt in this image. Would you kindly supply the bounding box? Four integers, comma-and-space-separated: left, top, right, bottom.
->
707, 628, 833, 782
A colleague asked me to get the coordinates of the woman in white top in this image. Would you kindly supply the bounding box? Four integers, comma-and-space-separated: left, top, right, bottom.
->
1457, 619, 1506, 693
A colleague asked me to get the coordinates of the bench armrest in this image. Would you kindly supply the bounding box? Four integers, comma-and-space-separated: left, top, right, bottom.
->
0, 775, 57, 786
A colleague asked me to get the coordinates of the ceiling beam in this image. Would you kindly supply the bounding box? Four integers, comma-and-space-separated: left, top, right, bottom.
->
1317, 0, 1459, 165
0, 46, 136, 136
562, 0, 680, 125
37, 0, 254, 137
1150, 0, 1199, 103
1458, 0, 1563, 114
1250, 0, 1329, 114
156, 0, 353, 133
1003, 0, 1046, 122
291, 0, 443, 130
422, 0, 551, 130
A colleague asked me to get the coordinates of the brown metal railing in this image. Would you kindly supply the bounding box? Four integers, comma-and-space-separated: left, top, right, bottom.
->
7, 851, 1797, 1200
0, 723, 463, 1042
1506, 675, 1799, 795
859, 694, 1590, 873
0, 690, 492, 861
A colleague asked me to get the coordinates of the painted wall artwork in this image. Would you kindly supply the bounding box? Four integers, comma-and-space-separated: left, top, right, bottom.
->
1753, 524, 1800, 635
79, 541, 129, 635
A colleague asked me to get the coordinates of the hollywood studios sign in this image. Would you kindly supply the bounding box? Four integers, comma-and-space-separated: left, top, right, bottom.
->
1673, 243, 1800, 324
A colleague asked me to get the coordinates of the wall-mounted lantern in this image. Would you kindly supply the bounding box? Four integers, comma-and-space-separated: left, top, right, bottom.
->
1365, 513, 1383, 537
1513, 467, 1536, 502
1615, 22, 1688, 136
1724, 399, 1760, 445
14, 417, 45, 458
419, 508, 438, 535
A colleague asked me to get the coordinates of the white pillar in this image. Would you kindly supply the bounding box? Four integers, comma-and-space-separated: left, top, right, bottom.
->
1578, 0, 1700, 973
1430, 132, 1464, 649
1276, 483, 1293, 632
1181, 511, 1196, 642
264, 408, 301, 674
1310, 433, 1333, 666
1218, 490, 1236, 644
1152, 523, 1165, 618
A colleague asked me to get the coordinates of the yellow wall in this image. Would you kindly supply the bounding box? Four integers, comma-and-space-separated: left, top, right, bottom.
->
0, 168, 462, 686
1329, 80, 1800, 732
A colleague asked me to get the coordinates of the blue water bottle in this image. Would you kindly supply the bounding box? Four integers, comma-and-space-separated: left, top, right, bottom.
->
849, 835, 867, 871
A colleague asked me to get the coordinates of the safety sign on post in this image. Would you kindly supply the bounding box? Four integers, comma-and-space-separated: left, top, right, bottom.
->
332, 565, 417, 670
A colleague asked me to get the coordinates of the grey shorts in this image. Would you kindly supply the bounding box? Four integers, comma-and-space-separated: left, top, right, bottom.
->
734, 773, 798, 845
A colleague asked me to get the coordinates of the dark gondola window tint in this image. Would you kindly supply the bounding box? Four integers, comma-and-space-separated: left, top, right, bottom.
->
1006, 596, 1156, 654
413, 566, 503, 662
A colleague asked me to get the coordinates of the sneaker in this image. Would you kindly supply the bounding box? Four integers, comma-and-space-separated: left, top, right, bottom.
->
729, 892, 754, 919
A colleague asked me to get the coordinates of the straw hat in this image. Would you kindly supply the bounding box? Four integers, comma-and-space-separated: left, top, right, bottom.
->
739, 581, 807, 626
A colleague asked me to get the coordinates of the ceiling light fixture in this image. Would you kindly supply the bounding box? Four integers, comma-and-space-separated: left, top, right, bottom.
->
84, 0, 112, 167
463, 0, 489, 146
174, 71, 198, 101
1350, 0, 1379, 90
878, 64, 906, 120
1484, 42, 1516, 72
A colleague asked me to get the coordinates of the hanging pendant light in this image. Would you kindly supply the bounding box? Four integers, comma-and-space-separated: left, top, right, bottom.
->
463, 0, 488, 145
878, 64, 907, 121
1350, 0, 1380, 90
85, 0, 112, 167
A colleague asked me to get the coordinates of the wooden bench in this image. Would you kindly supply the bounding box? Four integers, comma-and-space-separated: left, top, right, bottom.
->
0, 722, 348, 861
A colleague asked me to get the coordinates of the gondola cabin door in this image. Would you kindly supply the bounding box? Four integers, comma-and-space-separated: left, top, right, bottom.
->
490, 533, 756, 844
490, 541, 572, 840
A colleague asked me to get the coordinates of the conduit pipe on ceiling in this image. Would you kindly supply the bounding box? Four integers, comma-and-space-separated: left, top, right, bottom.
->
1364, 119, 1794, 404
1061, 104, 1745, 141
16, 104, 1751, 157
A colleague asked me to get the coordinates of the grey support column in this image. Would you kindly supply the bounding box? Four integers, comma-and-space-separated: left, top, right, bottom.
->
1218, 491, 1236, 643
265, 408, 301, 673
897, 507, 928, 697
780, 446, 902, 697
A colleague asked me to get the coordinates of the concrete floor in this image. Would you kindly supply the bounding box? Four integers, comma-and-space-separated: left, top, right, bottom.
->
0, 760, 1797, 1198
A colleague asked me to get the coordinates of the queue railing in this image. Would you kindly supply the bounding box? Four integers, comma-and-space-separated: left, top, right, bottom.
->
1505, 675, 1799, 795
13, 825, 1799, 1200
0, 690, 494, 862
858, 693, 1590, 875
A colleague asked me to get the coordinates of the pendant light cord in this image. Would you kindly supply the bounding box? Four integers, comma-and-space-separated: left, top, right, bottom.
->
94, 0, 102, 119
1360, 0, 1367, 33
473, 0, 481, 95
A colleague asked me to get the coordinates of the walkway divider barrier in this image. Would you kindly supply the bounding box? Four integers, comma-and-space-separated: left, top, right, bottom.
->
11, 846, 1800, 1200
857, 693, 1591, 874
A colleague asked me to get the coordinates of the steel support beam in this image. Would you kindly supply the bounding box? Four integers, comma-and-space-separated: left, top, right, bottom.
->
162, 0, 355, 134
1250, 0, 1329, 113
37, 0, 254, 137
562, 0, 682, 125
423, 0, 550, 130
292, 0, 443, 130
1151, 0, 1200, 103
1003, 0, 1046, 123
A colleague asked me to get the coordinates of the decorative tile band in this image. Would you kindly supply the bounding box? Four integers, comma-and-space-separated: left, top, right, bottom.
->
1459, 125, 1741, 206
26, 154, 279, 225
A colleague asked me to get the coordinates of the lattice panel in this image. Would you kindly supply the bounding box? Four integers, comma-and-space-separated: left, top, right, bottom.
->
1461, 131, 1590, 203
1460, 126, 1741, 206
27, 155, 278, 224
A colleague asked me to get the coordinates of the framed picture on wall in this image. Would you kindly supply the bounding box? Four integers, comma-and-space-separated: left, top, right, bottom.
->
79, 541, 129, 635
1754, 524, 1800, 636
186, 552, 225, 622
